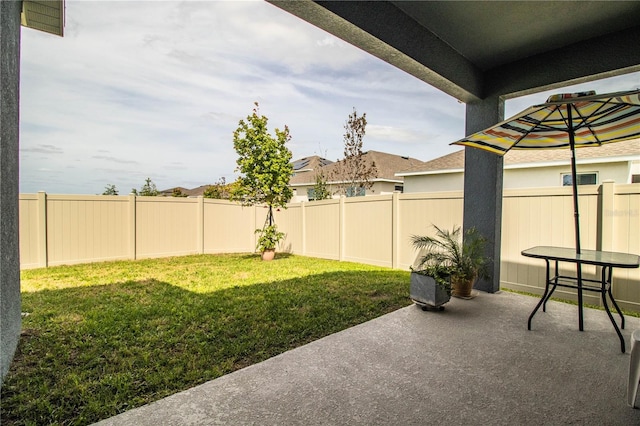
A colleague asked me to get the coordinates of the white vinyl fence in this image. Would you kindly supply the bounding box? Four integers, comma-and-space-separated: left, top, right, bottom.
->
19, 182, 640, 310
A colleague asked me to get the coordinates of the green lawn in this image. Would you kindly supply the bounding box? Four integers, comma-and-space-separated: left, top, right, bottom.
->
1, 254, 411, 425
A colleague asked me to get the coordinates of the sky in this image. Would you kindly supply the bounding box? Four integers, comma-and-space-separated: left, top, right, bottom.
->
19, 0, 640, 195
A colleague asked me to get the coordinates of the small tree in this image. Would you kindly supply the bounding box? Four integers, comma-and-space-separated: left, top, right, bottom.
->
102, 184, 118, 196
171, 188, 188, 197
331, 108, 377, 197
230, 102, 293, 252
311, 169, 331, 201
203, 177, 231, 199
134, 178, 158, 196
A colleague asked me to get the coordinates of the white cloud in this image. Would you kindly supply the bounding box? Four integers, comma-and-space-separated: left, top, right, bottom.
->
20, 144, 64, 154
368, 125, 425, 143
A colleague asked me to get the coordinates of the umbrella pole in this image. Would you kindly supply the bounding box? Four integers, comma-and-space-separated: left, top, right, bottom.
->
569, 139, 581, 254
568, 108, 584, 331
567, 106, 581, 254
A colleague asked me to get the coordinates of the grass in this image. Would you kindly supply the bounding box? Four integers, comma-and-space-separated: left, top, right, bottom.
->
1, 254, 411, 425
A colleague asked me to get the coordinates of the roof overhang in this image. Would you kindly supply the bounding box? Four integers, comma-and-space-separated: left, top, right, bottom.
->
396, 169, 463, 178
291, 177, 403, 187
21, 1, 64, 37
268, 1, 640, 103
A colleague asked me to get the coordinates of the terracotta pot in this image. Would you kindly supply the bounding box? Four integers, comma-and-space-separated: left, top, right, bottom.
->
261, 249, 275, 261
451, 274, 476, 298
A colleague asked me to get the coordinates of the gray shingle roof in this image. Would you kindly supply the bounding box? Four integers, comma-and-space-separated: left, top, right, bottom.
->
291, 155, 333, 172
290, 151, 428, 185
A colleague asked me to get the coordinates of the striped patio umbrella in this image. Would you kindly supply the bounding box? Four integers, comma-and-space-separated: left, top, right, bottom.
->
452, 88, 640, 254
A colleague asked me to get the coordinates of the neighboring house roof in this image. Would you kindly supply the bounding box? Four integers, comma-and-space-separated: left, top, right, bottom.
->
290, 150, 428, 186
183, 185, 214, 197
397, 138, 640, 176
158, 186, 189, 196
291, 155, 333, 173
159, 185, 213, 197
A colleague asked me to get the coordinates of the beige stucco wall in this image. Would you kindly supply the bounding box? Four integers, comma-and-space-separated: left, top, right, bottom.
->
506, 161, 632, 188
403, 172, 464, 193
291, 181, 402, 202
404, 160, 634, 193
370, 181, 401, 195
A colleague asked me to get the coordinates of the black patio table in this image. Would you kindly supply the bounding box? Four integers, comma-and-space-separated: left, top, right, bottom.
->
522, 246, 640, 353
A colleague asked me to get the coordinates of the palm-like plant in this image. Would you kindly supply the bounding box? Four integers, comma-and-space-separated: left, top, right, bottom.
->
411, 225, 489, 283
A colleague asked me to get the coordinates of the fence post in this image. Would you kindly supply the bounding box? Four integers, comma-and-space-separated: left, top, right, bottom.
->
339, 196, 345, 261
129, 193, 136, 260
251, 204, 257, 252
37, 191, 47, 268
392, 192, 399, 269
301, 201, 306, 256
599, 180, 615, 252
197, 196, 204, 254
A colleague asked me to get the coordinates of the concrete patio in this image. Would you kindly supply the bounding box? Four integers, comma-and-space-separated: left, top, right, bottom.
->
95, 291, 640, 425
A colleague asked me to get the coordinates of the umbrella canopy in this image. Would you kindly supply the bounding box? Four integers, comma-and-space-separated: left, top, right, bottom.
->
451, 88, 640, 254
454, 89, 640, 154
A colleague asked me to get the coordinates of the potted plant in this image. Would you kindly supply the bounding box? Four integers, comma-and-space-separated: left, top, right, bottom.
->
255, 224, 285, 261
409, 262, 453, 310
410, 225, 489, 299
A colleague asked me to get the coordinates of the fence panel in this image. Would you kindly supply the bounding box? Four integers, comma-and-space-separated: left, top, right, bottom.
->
303, 199, 340, 260
18, 194, 40, 268
18, 185, 640, 313
609, 185, 640, 310
500, 186, 601, 305
135, 197, 199, 259
274, 204, 303, 254
46, 195, 130, 266
202, 200, 255, 254
396, 192, 464, 270
342, 195, 393, 267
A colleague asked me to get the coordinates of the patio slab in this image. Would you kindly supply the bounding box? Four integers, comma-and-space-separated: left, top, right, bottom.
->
94, 291, 640, 425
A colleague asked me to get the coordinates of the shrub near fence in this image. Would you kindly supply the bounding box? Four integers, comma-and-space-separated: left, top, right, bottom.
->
19, 182, 640, 310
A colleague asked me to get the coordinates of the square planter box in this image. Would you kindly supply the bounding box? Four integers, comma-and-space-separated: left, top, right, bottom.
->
410, 272, 451, 310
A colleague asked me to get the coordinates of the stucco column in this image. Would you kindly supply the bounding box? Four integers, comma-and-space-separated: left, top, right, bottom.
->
0, 0, 22, 386
463, 96, 504, 293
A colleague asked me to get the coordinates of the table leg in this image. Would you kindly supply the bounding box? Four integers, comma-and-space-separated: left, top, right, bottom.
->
601, 274, 626, 353
600, 266, 626, 353
604, 266, 624, 329
542, 260, 559, 312
577, 262, 584, 331
529, 259, 552, 330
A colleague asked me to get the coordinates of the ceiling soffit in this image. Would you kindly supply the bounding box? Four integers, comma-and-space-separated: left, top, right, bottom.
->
269, 1, 640, 102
